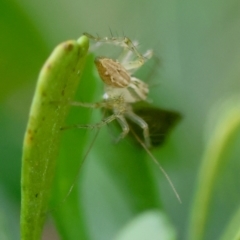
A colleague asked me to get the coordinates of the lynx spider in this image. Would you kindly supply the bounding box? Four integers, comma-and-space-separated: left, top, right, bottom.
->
68, 32, 154, 148
64, 33, 181, 202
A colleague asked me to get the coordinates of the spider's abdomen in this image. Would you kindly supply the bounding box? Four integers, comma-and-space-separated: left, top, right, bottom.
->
95, 57, 131, 88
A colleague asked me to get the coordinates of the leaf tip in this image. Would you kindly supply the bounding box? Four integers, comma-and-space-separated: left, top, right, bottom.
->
77, 35, 89, 53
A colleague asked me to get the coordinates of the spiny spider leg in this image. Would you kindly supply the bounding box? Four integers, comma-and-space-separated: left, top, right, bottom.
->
59, 33, 182, 203
83, 32, 153, 73
115, 116, 130, 143
69, 101, 107, 109
83, 32, 140, 56
118, 47, 134, 66
125, 111, 151, 148
62, 113, 121, 130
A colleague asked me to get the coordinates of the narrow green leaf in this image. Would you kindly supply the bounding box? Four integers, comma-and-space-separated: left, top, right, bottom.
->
220, 205, 240, 240
20, 35, 89, 240
188, 97, 240, 240
50, 55, 97, 240
114, 210, 176, 240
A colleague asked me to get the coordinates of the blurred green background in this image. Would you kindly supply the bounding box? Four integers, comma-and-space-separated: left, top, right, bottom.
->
1, 0, 240, 239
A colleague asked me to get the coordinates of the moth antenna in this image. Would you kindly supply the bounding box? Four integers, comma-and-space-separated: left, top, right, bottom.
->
130, 128, 182, 204
47, 129, 100, 213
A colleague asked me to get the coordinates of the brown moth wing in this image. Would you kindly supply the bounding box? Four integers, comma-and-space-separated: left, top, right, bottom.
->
128, 106, 181, 148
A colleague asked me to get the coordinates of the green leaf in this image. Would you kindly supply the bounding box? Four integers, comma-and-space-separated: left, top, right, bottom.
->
50, 54, 97, 240
220, 205, 240, 240
114, 210, 176, 240
188, 96, 240, 240
20, 35, 89, 240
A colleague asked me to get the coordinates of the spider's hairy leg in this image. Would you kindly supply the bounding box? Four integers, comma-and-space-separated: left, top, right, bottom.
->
83, 32, 132, 49
69, 101, 107, 109
115, 116, 130, 143
50, 101, 107, 109
83, 32, 129, 51
83, 32, 151, 73
120, 37, 153, 73
119, 43, 152, 68
118, 47, 133, 66
126, 111, 151, 148
61, 113, 119, 130
123, 49, 153, 74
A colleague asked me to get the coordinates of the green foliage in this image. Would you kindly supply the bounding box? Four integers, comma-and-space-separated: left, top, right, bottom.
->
20, 36, 89, 239
188, 98, 240, 240
1, 0, 240, 240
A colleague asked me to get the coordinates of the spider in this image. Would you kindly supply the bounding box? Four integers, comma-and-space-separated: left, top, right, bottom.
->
66, 32, 154, 148
63, 33, 181, 202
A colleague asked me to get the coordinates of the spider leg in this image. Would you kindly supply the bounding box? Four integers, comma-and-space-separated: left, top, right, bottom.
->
123, 49, 153, 74
118, 48, 133, 65
61, 113, 119, 130
50, 101, 107, 109
69, 101, 107, 109
84, 33, 137, 53
125, 111, 151, 148
115, 116, 130, 143
84, 32, 151, 73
